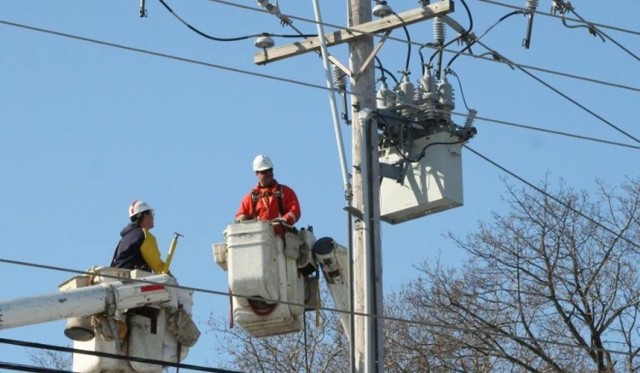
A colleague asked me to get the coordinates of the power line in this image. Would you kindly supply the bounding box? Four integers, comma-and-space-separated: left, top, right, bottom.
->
1, 18, 637, 161
0, 20, 330, 92
3, 260, 640, 363
474, 39, 640, 144
2, 15, 637, 100
3, 18, 638, 149
157, 0, 315, 41
0, 361, 68, 373
457, 111, 640, 150
477, 0, 640, 37
0, 337, 243, 373
2, 16, 638, 97
464, 145, 640, 251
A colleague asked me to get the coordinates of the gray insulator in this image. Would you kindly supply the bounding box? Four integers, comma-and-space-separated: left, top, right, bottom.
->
376, 81, 396, 109
526, 0, 539, 12
433, 17, 445, 45
464, 109, 477, 128
437, 76, 455, 111
332, 65, 347, 91
419, 67, 436, 102
399, 76, 415, 105
255, 35, 275, 49
373, 1, 393, 18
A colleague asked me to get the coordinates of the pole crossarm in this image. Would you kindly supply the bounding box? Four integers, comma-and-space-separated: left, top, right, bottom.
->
253, 0, 454, 65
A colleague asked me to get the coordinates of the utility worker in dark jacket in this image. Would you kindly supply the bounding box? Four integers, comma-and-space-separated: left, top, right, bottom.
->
111, 200, 166, 273
235, 154, 301, 235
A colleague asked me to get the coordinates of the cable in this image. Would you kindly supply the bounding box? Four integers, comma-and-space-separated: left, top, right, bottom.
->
446, 69, 471, 111
445, 9, 523, 69
391, 12, 412, 74
451, 111, 640, 150
553, 1, 640, 62
7, 19, 635, 152
476, 0, 640, 37
2, 16, 639, 96
474, 39, 640, 144
157, 0, 316, 41
1, 20, 638, 157
1, 20, 635, 150
0, 337, 243, 373
464, 145, 640, 252
0, 361, 67, 373
0, 254, 638, 362
375, 56, 399, 85
0, 19, 331, 92
158, 0, 255, 41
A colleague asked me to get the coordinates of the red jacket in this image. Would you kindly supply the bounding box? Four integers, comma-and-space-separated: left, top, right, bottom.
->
236, 180, 301, 227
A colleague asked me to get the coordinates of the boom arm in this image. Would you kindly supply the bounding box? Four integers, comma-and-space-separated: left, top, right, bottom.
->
0, 274, 172, 331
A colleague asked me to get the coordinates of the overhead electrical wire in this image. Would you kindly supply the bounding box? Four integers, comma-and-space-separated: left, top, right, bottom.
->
2, 273, 639, 366
0, 19, 331, 92
390, 11, 412, 74
465, 144, 640, 254
1, 16, 638, 96
3, 265, 640, 365
452, 111, 640, 150
157, 0, 316, 41
474, 38, 640, 144
0, 337, 243, 373
1, 15, 638, 149
0, 19, 636, 157
552, 0, 640, 62
444, 9, 523, 69
476, 0, 640, 37
0, 360, 66, 373
206, 0, 640, 75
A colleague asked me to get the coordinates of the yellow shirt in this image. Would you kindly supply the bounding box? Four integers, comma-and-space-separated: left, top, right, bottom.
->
140, 228, 165, 274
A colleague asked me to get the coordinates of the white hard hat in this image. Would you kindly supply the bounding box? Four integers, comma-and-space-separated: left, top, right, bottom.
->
253, 154, 274, 172
129, 200, 153, 218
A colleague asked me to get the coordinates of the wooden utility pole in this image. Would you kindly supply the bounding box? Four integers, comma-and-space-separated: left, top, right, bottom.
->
346, 0, 384, 372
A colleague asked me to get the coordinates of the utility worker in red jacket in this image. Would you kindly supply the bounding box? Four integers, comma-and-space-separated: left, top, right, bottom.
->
235, 154, 301, 235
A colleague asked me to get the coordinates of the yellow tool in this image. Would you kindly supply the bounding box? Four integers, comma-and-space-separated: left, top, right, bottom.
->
162, 232, 183, 274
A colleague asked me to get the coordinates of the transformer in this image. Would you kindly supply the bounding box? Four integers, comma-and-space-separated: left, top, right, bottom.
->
379, 131, 464, 224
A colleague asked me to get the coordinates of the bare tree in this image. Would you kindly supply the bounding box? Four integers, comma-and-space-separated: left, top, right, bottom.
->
28, 348, 72, 371
389, 178, 640, 373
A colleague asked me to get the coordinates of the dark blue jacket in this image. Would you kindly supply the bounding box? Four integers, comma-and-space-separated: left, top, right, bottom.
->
110, 223, 151, 271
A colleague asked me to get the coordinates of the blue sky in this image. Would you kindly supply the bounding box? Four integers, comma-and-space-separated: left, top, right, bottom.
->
1, 0, 638, 369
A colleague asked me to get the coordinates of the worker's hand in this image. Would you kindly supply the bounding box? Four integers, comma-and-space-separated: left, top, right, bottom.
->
272, 217, 288, 224
235, 214, 248, 223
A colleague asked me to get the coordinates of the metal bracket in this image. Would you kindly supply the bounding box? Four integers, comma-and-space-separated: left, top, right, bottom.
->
344, 206, 363, 220
379, 161, 404, 182
354, 30, 392, 80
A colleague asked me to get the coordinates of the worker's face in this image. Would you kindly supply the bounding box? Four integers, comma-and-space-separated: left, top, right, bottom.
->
256, 168, 274, 186
141, 210, 155, 229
